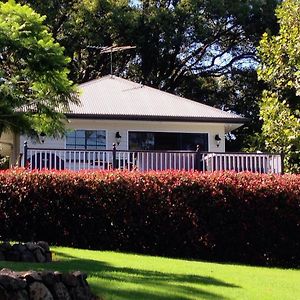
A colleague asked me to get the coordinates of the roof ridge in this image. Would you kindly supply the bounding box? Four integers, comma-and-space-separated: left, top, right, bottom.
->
79, 75, 113, 87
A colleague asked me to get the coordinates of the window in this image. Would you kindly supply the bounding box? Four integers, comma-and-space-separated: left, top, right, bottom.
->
66, 130, 106, 150
129, 131, 208, 151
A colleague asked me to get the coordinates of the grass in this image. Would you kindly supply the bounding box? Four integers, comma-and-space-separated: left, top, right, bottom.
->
1, 246, 299, 300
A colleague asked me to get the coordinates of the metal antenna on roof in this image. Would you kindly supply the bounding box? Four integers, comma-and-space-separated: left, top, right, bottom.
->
87, 45, 136, 77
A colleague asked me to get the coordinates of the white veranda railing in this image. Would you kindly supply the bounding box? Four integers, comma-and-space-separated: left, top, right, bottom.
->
23, 146, 283, 174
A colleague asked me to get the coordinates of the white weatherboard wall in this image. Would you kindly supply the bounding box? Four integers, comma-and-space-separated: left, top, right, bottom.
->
20, 119, 226, 153
0, 130, 17, 165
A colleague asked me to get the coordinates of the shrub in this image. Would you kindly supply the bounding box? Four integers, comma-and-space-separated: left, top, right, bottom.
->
0, 169, 299, 267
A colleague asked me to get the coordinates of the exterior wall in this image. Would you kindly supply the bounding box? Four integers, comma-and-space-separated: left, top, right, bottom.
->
19, 119, 226, 153
20, 135, 65, 151
0, 130, 16, 166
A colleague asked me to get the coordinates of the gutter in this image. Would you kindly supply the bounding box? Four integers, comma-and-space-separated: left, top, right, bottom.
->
65, 113, 249, 124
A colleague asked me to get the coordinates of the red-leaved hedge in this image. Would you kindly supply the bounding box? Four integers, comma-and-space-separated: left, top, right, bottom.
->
0, 169, 299, 266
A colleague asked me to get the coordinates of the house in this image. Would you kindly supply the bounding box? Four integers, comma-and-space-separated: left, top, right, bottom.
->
0, 76, 282, 173
0, 130, 16, 165
22, 75, 247, 151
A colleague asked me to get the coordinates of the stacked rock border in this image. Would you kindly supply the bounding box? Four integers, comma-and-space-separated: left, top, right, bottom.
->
0, 242, 52, 263
0, 268, 96, 300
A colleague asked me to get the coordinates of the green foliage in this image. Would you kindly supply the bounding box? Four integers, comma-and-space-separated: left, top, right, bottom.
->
21, 0, 278, 84
19, 0, 280, 150
128, 0, 279, 90
0, 1, 78, 137
260, 92, 300, 173
258, 0, 300, 173
19, 0, 137, 83
258, 0, 300, 96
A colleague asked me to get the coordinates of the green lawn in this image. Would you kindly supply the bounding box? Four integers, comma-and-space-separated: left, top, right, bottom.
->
1, 246, 299, 300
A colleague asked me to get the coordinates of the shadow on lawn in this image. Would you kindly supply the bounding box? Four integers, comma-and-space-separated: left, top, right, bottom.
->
48, 250, 240, 300
0, 251, 239, 300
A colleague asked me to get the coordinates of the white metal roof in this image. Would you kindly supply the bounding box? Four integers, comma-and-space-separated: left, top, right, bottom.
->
67, 76, 247, 124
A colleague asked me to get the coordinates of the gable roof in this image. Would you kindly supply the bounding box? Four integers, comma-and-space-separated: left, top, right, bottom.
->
67, 76, 247, 124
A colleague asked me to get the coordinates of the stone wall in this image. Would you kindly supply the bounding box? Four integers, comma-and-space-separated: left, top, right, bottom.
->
0, 242, 52, 263
0, 269, 97, 300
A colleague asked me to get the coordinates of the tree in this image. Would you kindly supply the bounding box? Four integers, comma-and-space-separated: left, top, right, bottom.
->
258, 0, 300, 173
19, 0, 136, 83
19, 0, 279, 85
0, 1, 78, 138
129, 1, 277, 88
19, 0, 279, 150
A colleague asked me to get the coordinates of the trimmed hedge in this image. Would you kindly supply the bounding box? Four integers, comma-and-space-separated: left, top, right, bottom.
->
0, 169, 299, 266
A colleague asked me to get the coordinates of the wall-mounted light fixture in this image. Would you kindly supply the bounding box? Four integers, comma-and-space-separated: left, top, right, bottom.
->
215, 134, 221, 147
39, 132, 46, 144
115, 131, 122, 145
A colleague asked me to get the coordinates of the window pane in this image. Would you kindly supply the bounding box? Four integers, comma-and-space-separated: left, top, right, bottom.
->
76, 130, 85, 138
76, 138, 85, 146
86, 130, 96, 139
67, 131, 75, 138
129, 131, 208, 151
66, 131, 76, 148
96, 132, 106, 145
180, 133, 208, 151
96, 131, 105, 139
95, 130, 105, 148
86, 135, 96, 145
155, 132, 178, 150
66, 137, 76, 145
87, 139, 97, 146
129, 132, 154, 150
66, 130, 106, 150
